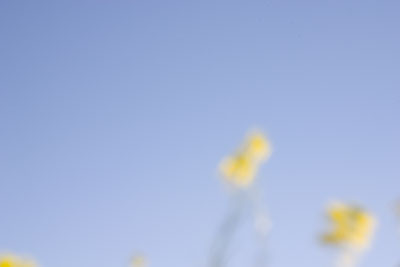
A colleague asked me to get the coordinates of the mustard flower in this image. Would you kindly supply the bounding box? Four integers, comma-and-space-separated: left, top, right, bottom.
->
246, 132, 271, 161
131, 255, 147, 267
0, 254, 36, 267
219, 131, 271, 188
322, 203, 376, 249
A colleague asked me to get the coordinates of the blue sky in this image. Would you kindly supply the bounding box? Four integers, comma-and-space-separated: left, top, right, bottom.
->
1, 0, 399, 266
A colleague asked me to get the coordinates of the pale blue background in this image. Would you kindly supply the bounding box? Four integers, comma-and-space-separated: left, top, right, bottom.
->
1, 0, 399, 266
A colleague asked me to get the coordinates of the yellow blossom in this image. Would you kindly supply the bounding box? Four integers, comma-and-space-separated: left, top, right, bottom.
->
322, 203, 376, 249
220, 154, 255, 187
220, 131, 271, 188
0, 254, 36, 267
131, 255, 147, 267
245, 132, 271, 161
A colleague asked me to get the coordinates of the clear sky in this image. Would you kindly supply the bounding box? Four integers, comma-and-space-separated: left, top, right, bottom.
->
1, 0, 399, 267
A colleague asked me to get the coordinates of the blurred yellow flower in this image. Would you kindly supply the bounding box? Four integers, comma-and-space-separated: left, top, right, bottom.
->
0, 254, 36, 267
131, 255, 147, 267
322, 203, 376, 249
246, 132, 271, 161
220, 131, 271, 188
220, 154, 255, 187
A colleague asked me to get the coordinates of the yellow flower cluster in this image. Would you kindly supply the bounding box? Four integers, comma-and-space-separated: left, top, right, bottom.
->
322, 203, 376, 249
0, 254, 36, 267
220, 132, 271, 188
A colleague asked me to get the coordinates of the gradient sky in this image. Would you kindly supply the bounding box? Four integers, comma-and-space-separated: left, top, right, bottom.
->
1, 0, 400, 267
